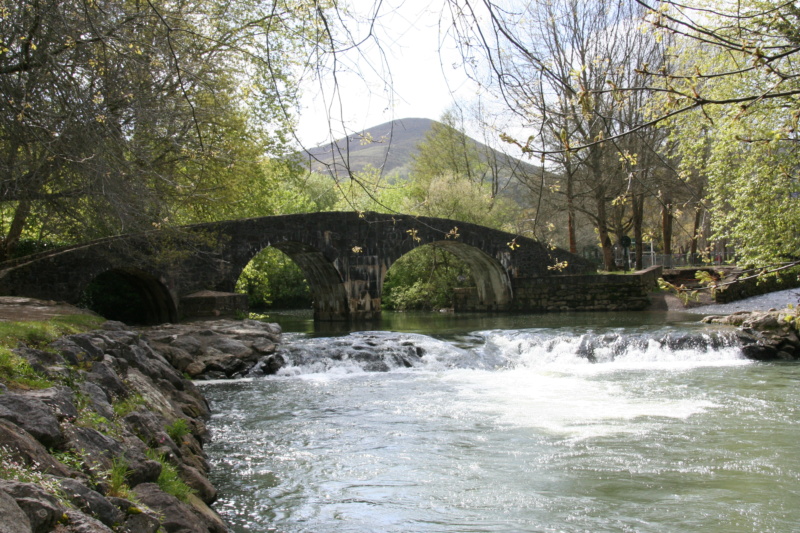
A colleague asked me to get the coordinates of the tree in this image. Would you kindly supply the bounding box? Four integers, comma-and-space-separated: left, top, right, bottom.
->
445, 0, 670, 269
407, 110, 518, 229
0, 0, 334, 258
649, 0, 800, 265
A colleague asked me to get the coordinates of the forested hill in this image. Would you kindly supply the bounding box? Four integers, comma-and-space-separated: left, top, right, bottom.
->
300, 117, 542, 183
301, 118, 434, 179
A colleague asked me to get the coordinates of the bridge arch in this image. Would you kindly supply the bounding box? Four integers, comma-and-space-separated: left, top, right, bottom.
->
383, 240, 512, 309
80, 268, 178, 325
233, 241, 349, 321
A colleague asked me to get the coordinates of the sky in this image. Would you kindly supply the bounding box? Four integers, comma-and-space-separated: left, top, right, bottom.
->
294, 0, 478, 148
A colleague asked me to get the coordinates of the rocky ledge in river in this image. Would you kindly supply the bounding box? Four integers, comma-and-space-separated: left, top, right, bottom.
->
702, 308, 800, 361
141, 319, 285, 380
0, 317, 284, 533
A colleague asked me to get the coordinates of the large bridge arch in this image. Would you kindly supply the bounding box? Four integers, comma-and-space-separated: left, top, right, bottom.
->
233, 241, 349, 321
383, 239, 513, 309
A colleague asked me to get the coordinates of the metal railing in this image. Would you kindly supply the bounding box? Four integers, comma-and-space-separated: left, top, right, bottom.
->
622, 251, 736, 269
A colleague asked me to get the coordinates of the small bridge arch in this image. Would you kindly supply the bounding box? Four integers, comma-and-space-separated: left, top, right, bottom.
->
0, 212, 594, 322
81, 267, 178, 324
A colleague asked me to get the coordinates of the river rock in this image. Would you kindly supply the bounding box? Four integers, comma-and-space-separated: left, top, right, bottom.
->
85, 360, 129, 400
107, 497, 161, 533
142, 319, 282, 380
0, 316, 275, 532
0, 480, 64, 533
177, 463, 218, 504
132, 484, 215, 533
60, 509, 115, 532
48, 336, 104, 366
77, 381, 115, 421
25, 386, 78, 422
58, 479, 125, 529
703, 309, 800, 361
0, 488, 32, 533
14, 346, 66, 377
0, 394, 64, 448
0, 419, 74, 479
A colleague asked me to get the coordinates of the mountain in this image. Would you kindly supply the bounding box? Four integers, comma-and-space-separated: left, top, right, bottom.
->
301, 117, 434, 179
300, 118, 546, 188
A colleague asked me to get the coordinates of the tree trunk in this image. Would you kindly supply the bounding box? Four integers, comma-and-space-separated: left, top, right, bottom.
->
596, 185, 615, 271
690, 206, 702, 265
661, 197, 673, 267
567, 176, 577, 254
1, 199, 31, 261
632, 191, 644, 270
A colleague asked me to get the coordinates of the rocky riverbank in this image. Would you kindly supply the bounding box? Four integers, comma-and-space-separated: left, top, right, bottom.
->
702, 308, 800, 361
0, 311, 284, 533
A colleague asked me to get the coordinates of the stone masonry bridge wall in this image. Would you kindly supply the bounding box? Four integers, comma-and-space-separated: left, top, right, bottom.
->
0, 212, 606, 322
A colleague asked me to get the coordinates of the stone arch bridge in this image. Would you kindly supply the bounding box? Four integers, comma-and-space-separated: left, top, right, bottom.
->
0, 212, 594, 323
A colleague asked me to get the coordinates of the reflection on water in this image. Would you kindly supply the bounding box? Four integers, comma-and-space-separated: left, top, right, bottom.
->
262, 308, 703, 337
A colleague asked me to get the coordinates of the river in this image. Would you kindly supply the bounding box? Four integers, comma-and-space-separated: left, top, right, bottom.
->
201, 291, 800, 533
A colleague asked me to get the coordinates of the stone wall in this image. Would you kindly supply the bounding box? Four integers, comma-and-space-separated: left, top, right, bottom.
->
714, 267, 800, 303
453, 266, 662, 313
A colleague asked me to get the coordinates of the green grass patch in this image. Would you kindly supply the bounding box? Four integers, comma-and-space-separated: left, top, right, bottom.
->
0, 315, 104, 389
113, 393, 147, 417
145, 450, 195, 502
165, 419, 191, 443
0, 345, 52, 389
0, 314, 104, 349
106, 458, 133, 499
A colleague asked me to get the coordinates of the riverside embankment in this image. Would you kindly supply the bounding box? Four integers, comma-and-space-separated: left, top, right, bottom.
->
0, 298, 284, 533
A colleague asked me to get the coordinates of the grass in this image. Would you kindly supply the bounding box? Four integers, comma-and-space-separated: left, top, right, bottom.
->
165, 419, 191, 443
0, 314, 105, 349
0, 314, 104, 389
107, 458, 133, 499
145, 449, 195, 502
0, 345, 52, 389
113, 394, 147, 417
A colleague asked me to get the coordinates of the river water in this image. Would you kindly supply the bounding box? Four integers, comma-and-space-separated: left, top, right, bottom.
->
201, 295, 800, 533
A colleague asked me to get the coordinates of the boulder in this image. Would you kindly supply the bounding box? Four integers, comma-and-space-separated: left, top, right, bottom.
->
14, 347, 66, 376
85, 361, 129, 401
0, 481, 64, 533
0, 420, 74, 478
0, 394, 64, 448
177, 463, 217, 504
132, 484, 211, 533
0, 487, 33, 533
57, 479, 125, 529
106, 498, 161, 533
59, 509, 114, 532
25, 387, 78, 422
77, 382, 115, 421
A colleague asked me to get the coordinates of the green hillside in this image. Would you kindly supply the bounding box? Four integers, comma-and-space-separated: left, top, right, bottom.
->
300, 118, 547, 192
